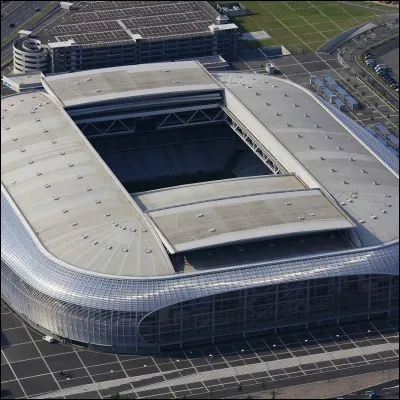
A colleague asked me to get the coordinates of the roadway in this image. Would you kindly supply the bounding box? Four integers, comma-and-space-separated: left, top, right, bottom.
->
1, 1, 51, 39
340, 24, 400, 111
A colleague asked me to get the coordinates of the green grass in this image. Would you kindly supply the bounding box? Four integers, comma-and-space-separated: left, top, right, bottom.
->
209, 1, 381, 50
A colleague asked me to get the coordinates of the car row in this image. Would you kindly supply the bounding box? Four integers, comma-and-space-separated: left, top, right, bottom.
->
364, 52, 399, 92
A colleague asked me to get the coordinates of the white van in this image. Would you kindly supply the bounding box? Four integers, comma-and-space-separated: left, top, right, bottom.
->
43, 335, 56, 343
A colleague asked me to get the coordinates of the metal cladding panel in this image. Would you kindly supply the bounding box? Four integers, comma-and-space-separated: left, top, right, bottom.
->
1, 190, 398, 315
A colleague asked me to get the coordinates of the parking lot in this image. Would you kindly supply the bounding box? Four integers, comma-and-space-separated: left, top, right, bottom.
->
2, 299, 398, 399
231, 39, 399, 136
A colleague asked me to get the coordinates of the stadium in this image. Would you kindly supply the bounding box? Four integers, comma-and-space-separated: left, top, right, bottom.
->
1, 61, 399, 354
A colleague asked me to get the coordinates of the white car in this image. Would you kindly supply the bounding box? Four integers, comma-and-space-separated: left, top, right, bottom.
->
43, 335, 56, 343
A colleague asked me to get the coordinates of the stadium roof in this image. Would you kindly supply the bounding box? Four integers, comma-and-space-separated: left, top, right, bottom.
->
214, 72, 399, 246
42, 61, 220, 107
1, 92, 174, 277
2, 62, 399, 279
134, 176, 355, 253
37, 1, 224, 47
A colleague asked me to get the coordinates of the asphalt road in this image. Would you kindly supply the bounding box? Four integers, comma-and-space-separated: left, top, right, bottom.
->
1, 1, 51, 39
341, 25, 399, 111
342, 378, 399, 399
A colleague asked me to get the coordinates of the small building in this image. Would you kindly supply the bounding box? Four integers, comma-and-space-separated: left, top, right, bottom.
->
2, 71, 44, 93
217, 2, 248, 17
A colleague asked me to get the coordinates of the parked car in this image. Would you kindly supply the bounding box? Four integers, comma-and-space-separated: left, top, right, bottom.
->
8, 22, 14, 27
35, 7, 40, 11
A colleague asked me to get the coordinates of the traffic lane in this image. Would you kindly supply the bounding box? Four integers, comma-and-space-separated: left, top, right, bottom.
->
1, 43, 13, 65
345, 378, 399, 399
1, 1, 51, 39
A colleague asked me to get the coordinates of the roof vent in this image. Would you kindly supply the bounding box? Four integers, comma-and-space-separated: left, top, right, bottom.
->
247, 85, 252, 88
53, 196, 59, 200
83, 234, 88, 239
45, 101, 49, 104
286, 123, 292, 127
358, 219, 365, 223
11, 180, 16, 185
75, 81, 80, 85
372, 181, 379, 185
130, 228, 137, 232
298, 216, 305, 220
145, 249, 152, 253
284, 201, 291, 205
283, 93, 288, 97
268, 243, 275, 247
370, 215, 377, 219
351, 194, 357, 199
164, 69, 169, 72
36, 119, 41, 122
293, 104, 299, 107
297, 134, 303, 138
209, 228, 216, 232
68, 163, 74, 167
104, 212, 111, 217
361, 169, 367, 173
122, 226, 127, 230
141, 228, 147, 232
20, 148, 26, 153
44, 184, 51, 188
86, 187, 92, 191
77, 175, 83, 179
315, 124, 321, 128
352, 191, 358, 194
309, 145, 315, 149
349, 157, 355, 161
304, 114, 310, 117
36, 172, 42, 176
51, 139, 57, 144
326, 135, 332, 139
384, 193, 391, 197
385, 202, 392, 207
347, 199, 353, 203
28, 160, 34, 164
276, 112, 281, 116
256, 92, 261, 96
86, 78, 92, 81
107, 245, 113, 250
380, 209, 387, 214
263, 81, 268, 83
342, 180, 349, 184
62, 208, 68, 213
309, 212, 315, 216
114, 223, 119, 227
4, 126, 10, 130
173, 80, 179, 84
272, 84, 277, 88
95, 200, 101, 204
197, 213, 204, 217
340, 201, 346, 205
1, 116, 4, 119
265, 102, 271, 106
337, 146, 343, 150
95, 89, 101, 92
71, 222, 78, 226
122, 248, 128, 252
320, 156, 326, 160
330, 168, 336, 172
43, 129, 48, 133
60, 151, 66, 156
93, 240, 99, 245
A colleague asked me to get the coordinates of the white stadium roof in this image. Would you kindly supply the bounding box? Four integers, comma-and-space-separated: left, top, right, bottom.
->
42, 61, 220, 108
1, 61, 398, 278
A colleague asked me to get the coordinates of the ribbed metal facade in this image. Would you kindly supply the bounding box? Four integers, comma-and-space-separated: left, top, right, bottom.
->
1, 187, 398, 353
1, 90, 399, 355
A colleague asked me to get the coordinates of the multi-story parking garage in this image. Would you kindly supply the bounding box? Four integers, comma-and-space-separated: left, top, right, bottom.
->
1, 61, 398, 354
12, 1, 237, 74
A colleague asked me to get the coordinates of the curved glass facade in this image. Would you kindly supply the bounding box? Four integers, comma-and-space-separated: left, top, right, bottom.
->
2, 188, 399, 354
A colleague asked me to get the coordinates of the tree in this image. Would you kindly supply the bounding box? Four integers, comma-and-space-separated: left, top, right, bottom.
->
375, 102, 378, 107
272, 389, 277, 399
238, 383, 243, 392
354, 83, 358, 89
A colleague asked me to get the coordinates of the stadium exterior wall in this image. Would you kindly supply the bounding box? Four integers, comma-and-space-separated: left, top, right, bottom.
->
1, 188, 398, 353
